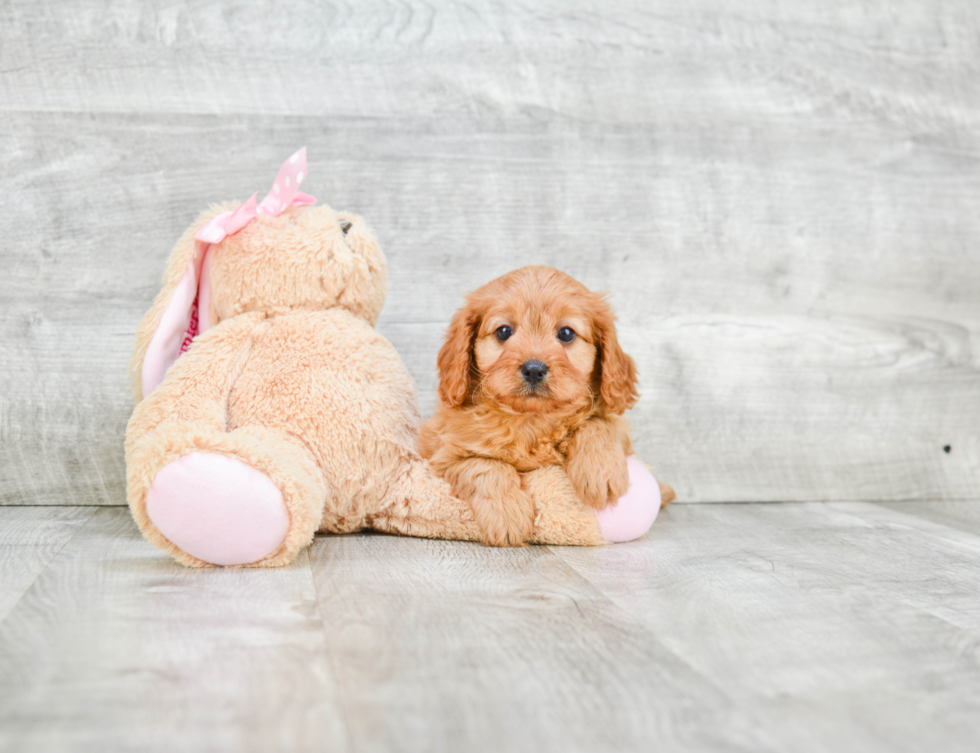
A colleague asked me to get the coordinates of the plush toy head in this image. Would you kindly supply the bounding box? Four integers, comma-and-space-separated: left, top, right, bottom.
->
208, 205, 386, 326
130, 149, 387, 402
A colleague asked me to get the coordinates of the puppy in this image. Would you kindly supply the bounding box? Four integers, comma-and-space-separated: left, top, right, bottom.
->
420, 265, 667, 547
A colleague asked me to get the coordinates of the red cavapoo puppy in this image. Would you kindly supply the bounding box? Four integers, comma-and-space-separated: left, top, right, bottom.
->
420, 265, 672, 547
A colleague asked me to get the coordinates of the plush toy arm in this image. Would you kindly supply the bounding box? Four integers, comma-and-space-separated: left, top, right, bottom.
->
527, 460, 662, 545
371, 457, 483, 543
371, 458, 607, 547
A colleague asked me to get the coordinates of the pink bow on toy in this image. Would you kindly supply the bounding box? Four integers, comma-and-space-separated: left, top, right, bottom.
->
194, 147, 317, 244
141, 148, 318, 398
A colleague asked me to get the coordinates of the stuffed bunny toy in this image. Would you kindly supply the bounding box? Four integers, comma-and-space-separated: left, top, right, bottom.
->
125, 149, 663, 567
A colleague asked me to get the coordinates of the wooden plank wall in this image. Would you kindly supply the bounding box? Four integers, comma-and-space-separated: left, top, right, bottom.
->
2, 0, 978, 505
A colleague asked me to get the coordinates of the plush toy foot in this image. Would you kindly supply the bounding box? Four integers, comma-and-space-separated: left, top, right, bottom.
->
146, 452, 289, 566
595, 457, 661, 543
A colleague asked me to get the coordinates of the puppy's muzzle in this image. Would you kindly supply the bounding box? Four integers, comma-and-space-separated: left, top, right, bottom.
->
520, 360, 548, 387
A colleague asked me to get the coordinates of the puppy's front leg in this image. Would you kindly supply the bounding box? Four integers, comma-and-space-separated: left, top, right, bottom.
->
444, 457, 535, 547
565, 418, 630, 510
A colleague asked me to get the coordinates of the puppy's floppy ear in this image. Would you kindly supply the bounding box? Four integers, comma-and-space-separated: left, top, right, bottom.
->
591, 293, 638, 414
437, 297, 482, 407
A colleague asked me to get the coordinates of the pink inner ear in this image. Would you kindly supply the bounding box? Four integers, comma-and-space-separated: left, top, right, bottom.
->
141, 242, 214, 397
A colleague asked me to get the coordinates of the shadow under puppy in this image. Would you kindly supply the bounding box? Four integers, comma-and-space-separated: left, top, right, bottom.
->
420, 265, 674, 547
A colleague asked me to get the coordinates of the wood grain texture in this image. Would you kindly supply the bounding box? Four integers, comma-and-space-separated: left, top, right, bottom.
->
308, 533, 773, 753
0, 509, 350, 753
875, 499, 980, 536
1, 1, 979, 504
553, 501, 980, 753
2, 504, 979, 751
0, 507, 93, 622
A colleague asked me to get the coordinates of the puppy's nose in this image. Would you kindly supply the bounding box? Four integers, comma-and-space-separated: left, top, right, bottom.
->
520, 360, 549, 385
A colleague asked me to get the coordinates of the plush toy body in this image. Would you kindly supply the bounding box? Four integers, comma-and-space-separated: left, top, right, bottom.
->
125, 151, 663, 567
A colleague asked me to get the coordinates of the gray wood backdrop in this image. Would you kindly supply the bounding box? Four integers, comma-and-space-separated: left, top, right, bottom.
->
2, 0, 978, 506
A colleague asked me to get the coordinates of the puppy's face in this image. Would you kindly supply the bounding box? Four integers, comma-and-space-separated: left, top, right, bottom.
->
473, 290, 597, 413
438, 266, 638, 415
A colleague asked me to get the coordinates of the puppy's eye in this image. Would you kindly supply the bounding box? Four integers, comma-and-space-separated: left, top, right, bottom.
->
557, 327, 576, 343
495, 325, 513, 342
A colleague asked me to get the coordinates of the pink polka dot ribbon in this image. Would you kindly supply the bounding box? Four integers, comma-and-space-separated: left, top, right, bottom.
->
194, 147, 316, 245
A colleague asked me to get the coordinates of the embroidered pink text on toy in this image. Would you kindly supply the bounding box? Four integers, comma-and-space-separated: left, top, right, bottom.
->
180, 300, 199, 355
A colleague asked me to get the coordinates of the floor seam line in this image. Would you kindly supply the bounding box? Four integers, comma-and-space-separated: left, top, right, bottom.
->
0, 507, 98, 628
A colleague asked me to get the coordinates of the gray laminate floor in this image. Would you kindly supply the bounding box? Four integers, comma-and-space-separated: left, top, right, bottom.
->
1, 501, 978, 753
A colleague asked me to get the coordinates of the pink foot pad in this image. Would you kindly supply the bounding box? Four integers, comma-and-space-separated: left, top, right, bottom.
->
146, 452, 289, 566
595, 457, 661, 543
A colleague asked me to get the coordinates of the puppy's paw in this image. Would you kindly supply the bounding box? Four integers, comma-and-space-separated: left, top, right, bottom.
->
471, 489, 536, 547
566, 444, 630, 510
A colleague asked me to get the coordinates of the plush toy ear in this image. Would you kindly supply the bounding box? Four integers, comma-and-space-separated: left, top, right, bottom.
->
129, 205, 230, 403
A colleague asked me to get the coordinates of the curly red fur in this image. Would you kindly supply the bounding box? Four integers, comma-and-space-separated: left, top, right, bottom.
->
420, 266, 642, 546
436, 303, 481, 408
590, 292, 639, 414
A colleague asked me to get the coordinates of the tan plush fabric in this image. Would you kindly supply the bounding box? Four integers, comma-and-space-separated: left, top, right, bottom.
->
126, 203, 604, 567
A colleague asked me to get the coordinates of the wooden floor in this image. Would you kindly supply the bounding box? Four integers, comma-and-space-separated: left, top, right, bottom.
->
1, 503, 978, 752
